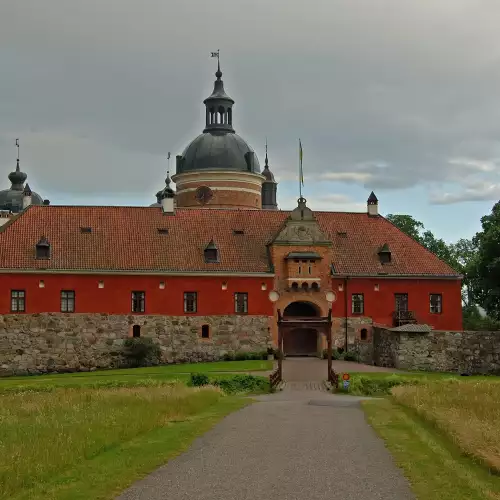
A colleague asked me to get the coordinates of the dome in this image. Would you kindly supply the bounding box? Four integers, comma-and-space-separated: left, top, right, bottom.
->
177, 131, 260, 175
0, 188, 43, 212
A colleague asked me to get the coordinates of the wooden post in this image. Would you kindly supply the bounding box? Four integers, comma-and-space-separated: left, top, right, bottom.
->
327, 307, 332, 379
277, 309, 283, 381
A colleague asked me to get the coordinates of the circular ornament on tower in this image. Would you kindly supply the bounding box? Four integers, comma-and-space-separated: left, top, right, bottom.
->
195, 186, 213, 205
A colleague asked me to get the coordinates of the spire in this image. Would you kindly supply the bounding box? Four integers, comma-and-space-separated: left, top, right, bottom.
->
261, 138, 278, 210
8, 138, 27, 190
204, 50, 235, 133
265, 137, 269, 167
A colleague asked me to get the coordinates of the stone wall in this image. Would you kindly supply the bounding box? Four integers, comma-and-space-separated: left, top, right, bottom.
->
373, 327, 500, 375
332, 316, 373, 348
0, 313, 271, 376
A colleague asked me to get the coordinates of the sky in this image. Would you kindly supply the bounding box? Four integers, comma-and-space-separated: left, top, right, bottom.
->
1, 0, 500, 243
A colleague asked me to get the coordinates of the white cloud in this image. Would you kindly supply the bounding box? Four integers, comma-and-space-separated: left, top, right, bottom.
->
447, 157, 499, 172
319, 172, 374, 183
429, 182, 500, 205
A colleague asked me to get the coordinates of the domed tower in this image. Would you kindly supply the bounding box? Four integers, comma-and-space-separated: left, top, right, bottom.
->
0, 142, 44, 213
172, 60, 265, 209
261, 142, 278, 210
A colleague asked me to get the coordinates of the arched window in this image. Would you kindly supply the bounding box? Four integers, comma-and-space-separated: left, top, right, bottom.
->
201, 324, 210, 339
311, 282, 319, 291
132, 325, 141, 338
227, 108, 232, 125
301, 282, 309, 290
218, 106, 225, 124
291, 282, 299, 291
360, 328, 368, 341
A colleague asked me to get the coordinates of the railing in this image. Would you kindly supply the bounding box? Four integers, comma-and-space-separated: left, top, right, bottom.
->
269, 368, 281, 390
392, 310, 417, 327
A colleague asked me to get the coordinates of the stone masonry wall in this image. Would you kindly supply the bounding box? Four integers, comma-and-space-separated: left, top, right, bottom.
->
0, 313, 271, 376
373, 327, 500, 375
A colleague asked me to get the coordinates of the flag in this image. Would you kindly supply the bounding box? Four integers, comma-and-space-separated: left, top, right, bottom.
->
299, 139, 304, 186
167, 152, 171, 160
211, 51, 219, 58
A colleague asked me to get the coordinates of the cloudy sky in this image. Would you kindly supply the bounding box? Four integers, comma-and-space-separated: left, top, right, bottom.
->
1, 0, 500, 241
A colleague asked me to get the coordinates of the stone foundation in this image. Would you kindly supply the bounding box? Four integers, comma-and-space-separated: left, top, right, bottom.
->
0, 313, 271, 376
373, 327, 500, 374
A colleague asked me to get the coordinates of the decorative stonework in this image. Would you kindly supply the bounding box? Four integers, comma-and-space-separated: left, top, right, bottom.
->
0, 313, 271, 376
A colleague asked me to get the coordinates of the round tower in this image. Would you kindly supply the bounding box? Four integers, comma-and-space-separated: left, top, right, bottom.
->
171, 60, 265, 209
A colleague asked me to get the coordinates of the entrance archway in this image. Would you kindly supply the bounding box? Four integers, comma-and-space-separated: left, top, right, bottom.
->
282, 301, 320, 356
283, 301, 319, 317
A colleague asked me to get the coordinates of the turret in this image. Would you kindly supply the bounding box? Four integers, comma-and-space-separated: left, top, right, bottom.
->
367, 191, 378, 216
160, 172, 175, 215
261, 142, 278, 210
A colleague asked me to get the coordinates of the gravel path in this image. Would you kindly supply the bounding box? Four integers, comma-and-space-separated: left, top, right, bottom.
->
117, 389, 414, 500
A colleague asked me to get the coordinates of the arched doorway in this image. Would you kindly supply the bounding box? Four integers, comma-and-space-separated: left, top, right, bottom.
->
282, 301, 320, 356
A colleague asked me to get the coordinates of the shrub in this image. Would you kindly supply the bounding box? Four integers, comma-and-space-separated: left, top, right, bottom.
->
190, 373, 210, 386
322, 348, 341, 360
122, 338, 161, 367
234, 352, 249, 361
222, 352, 235, 361
348, 374, 421, 396
342, 351, 358, 362
212, 374, 269, 394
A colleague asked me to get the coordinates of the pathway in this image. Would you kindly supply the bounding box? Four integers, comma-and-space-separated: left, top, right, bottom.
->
117, 359, 412, 500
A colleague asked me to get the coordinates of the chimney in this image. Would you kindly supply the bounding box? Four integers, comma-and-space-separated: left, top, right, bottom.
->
22, 183, 32, 210
367, 191, 378, 216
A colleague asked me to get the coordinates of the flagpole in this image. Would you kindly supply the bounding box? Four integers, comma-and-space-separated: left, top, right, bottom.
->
299, 139, 303, 199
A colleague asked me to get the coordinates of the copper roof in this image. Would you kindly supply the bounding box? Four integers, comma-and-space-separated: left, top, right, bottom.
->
0, 206, 461, 277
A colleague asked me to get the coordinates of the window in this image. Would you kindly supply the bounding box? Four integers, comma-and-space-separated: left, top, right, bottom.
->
308, 264, 312, 274
184, 292, 197, 313
352, 294, 364, 314
131, 291, 145, 313
234, 292, 248, 313
430, 294, 442, 314
395, 293, 408, 312
360, 328, 368, 341
35, 237, 50, 259
11, 290, 25, 312
61, 290, 75, 312
132, 325, 141, 337
201, 324, 210, 338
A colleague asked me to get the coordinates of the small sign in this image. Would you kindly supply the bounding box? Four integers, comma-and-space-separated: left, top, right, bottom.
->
343, 380, 350, 390
342, 373, 350, 381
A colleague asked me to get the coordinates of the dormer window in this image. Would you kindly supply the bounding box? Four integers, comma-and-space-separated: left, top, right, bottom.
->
378, 243, 392, 264
204, 240, 219, 263
35, 236, 50, 260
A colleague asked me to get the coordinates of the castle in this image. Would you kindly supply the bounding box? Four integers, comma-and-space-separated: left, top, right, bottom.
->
0, 61, 462, 374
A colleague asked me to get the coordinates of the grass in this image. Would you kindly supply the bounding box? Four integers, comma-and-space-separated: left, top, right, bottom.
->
0, 383, 250, 500
337, 371, 495, 397
0, 360, 272, 391
392, 380, 500, 473
363, 398, 500, 500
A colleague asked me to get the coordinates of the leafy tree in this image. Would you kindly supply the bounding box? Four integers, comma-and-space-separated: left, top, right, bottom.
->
449, 238, 480, 307
473, 201, 500, 320
385, 214, 424, 242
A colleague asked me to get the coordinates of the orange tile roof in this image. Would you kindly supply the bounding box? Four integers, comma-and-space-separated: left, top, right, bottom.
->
0, 205, 460, 277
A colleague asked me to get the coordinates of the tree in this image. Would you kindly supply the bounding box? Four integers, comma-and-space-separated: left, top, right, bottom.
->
386, 214, 459, 270
449, 238, 480, 307
474, 201, 500, 320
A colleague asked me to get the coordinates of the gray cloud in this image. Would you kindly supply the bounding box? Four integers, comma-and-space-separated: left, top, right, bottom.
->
1, 0, 500, 206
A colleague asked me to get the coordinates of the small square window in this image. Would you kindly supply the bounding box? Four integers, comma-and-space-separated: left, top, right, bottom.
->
184, 292, 197, 313
430, 294, 442, 314
11, 290, 25, 312
131, 291, 145, 313
352, 294, 364, 314
235, 292, 248, 314
61, 290, 75, 313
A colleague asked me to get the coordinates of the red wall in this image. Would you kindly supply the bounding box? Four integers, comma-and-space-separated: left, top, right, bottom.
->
0, 273, 463, 330
330, 277, 463, 330
0, 274, 275, 316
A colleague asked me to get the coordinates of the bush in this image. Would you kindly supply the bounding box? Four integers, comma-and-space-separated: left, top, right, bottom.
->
234, 352, 249, 361
212, 374, 269, 394
223, 352, 235, 361
322, 348, 341, 360
342, 351, 358, 362
190, 373, 210, 386
348, 374, 421, 396
122, 338, 161, 367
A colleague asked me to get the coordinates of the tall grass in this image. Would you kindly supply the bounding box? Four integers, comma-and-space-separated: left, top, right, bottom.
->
392, 380, 500, 473
0, 383, 223, 498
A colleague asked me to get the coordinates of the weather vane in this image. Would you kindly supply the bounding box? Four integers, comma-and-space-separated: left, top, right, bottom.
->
167, 152, 171, 175
210, 49, 220, 60
15, 138, 20, 161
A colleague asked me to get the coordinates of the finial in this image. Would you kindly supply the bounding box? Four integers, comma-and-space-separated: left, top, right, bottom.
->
211, 49, 222, 79
15, 138, 20, 171
165, 170, 171, 187
265, 137, 268, 167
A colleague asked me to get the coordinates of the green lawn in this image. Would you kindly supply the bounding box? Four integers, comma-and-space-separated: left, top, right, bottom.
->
0, 360, 273, 391
0, 383, 249, 500
364, 398, 500, 500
